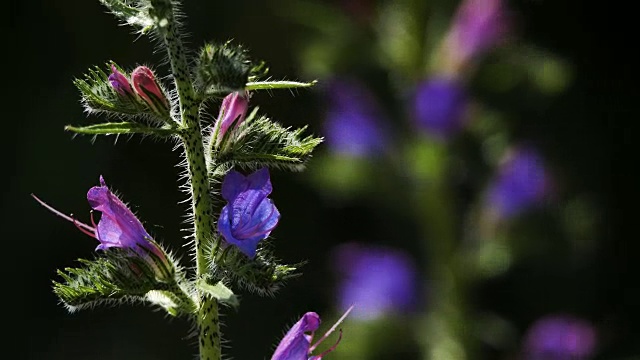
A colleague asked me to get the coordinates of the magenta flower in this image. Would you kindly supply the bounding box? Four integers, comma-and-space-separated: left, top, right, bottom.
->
108, 65, 134, 96
33, 176, 170, 273
271, 307, 353, 360
217, 168, 280, 259
214, 91, 249, 146
522, 314, 597, 360
131, 66, 170, 116
333, 242, 419, 320
412, 76, 469, 140
485, 146, 552, 219
443, 0, 510, 68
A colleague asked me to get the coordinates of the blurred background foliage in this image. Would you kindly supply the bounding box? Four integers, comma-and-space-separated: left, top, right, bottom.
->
7, 0, 631, 359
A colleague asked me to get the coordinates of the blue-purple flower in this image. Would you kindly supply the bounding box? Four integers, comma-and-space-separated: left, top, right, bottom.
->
271, 307, 352, 360
33, 176, 171, 275
332, 242, 418, 320
522, 314, 597, 360
217, 168, 280, 259
442, 0, 510, 70
412, 76, 469, 139
322, 78, 388, 157
485, 146, 552, 219
213, 91, 249, 148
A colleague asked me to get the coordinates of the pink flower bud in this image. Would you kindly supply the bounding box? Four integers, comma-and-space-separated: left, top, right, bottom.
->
108, 65, 134, 96
131, 66, 170, 116
214, 91, 249, 146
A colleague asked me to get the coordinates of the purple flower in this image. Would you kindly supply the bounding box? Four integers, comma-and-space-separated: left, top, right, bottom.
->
217, 168, 280, 259
322, 79, 388, 157
332, 242, 418, 320
522, 315, 597, 360
108, 65, 134, 96
131, 66, 170, 116
443, 0, 510, 68
485, 146, 552, 219
32, 176, 171, 275
412, 76, 469, 139
214, 91, 249, 147
271, 307, 353, 360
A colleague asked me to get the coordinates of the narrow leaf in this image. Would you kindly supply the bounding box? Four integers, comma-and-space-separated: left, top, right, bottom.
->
65, 122, 179, 137
245, 80, 317, 91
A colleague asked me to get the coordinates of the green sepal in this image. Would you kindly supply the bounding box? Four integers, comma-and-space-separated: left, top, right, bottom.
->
74, 63, 173, 124
245, 80, 317, 91
211, 107, 323, 174
195, 40, 272, 98
53, 249, 195, 316
210, 245, 304, 297
65, 122, 179, 137
196, 276, 239, 309
99, 0, 154, 31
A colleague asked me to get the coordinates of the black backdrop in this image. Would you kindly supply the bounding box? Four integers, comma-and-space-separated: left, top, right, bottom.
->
6, 1, 632, 359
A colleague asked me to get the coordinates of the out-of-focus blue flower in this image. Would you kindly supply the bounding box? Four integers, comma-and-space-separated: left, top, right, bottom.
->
332, 242, 418, 320
485, 146, 551, 219
217, 168, 280, 259
443, 0, 510, 69
323, 78, 388, 157
412, 76, 469, 139
522, 314, 597, 360
271, 307, 352, 360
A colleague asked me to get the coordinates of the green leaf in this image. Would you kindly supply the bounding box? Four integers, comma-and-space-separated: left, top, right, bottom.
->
196, 41, 253, 96
211, 246, 304, 297
245, 80, 317, 91
65, 122, 179, 137
212, 108, 323, 173
196, 278, 239, 308
99, 0, 154, 30
53, 249, 194, 316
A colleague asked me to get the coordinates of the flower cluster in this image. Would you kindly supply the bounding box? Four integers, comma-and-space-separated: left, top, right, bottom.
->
109, 65, 170, 117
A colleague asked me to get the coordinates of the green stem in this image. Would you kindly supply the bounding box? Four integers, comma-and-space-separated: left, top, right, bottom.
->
413, 140, 472, 360
150, 1, 221, 359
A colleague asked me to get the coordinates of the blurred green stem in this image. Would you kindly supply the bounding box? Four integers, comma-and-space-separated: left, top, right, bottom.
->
412, 140, 473, 360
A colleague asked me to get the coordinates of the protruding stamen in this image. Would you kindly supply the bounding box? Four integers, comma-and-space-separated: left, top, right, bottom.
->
309, 305, 354, 353
32, 194, 96, 235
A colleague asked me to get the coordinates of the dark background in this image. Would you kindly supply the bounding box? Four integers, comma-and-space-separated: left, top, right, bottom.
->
6, 0, 631, 359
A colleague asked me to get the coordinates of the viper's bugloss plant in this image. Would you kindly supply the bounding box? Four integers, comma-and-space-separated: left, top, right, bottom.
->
32, 1, 336, 359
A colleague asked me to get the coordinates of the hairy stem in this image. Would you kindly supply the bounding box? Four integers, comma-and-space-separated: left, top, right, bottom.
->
150, 1, 221, 359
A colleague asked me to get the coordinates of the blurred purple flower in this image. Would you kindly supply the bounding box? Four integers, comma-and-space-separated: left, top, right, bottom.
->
444, 0, 510, 68
271, 307, 352, 360
218, 168, 280, 259
522, 314, 597, 360
214, 91, 249, 147
323, 79, 388, 157
485, 146, 552, 219
332, 242, 418, 320
412, 76, 469, 139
